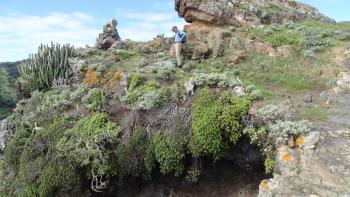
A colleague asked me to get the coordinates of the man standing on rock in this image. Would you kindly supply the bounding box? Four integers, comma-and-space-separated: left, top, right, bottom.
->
172, 26, 187, 67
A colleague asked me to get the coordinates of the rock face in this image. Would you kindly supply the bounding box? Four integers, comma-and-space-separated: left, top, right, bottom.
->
96, 19, 121, 50
259, 130, 350, 197
0, 118, 14, 156
175, 0, 335, 26
181, 21, 278, 61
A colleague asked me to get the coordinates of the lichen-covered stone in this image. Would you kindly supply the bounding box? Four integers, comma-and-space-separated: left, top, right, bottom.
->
96, 19, 121, 50
175, 0, 335, 27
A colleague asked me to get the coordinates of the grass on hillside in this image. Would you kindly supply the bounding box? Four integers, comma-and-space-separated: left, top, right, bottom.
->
234, 53, 339, 92
299, 106, 328, 121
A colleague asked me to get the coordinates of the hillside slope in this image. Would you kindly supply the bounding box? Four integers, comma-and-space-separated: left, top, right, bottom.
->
1, 0, 350, 196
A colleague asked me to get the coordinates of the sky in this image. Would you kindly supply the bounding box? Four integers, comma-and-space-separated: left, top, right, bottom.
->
0, 0, 349, 62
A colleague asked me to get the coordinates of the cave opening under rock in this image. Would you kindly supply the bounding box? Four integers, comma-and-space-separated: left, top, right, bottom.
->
91, 136, 270, 197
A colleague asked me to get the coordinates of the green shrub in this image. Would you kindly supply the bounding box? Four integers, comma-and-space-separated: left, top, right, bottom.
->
266, 32, 299, 47
153, 60, 176, 80
250, 89, 263, 100
185, 164, 201, 184
89, 88, 104, 111
116, 128, 152, 179
264, 157, 276, 174
128, 73, 144, 91
122, 80, 170, 110
135, 58, 149, 67
0, 69, 16, 102
112, 49, 136, 60
190, 87, 223, 159
151, 132, 185, 177
4, 127, 31, 171
270, 120, 311, 141
55, 113, 121, 191
187, 72, 241, 90
18, 43, 74, 92
190, 87, 251, 160
217, 92, 251, 143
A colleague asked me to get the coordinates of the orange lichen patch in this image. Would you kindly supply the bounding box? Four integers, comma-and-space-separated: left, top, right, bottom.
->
259, 180, 271, 191
295, 137, 304, 146
114, 71, 123, 81
282, 154, 292, 162
84, 69, 100, 85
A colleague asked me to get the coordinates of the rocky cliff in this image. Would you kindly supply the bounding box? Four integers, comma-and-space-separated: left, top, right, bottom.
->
175, 0, 335, 26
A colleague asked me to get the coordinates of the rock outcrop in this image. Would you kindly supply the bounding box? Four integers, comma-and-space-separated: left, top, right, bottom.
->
259, 130, 350, 197
0, 118, 14, 157
180, 21, 278, 61
175, 0, 335, 26
96, 19, 121, 50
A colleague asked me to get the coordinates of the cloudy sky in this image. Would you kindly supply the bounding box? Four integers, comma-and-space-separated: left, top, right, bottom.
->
0, 0, 349, 62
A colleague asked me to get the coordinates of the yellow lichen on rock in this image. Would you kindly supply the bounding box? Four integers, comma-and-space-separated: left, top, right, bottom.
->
259, 180, 271, 191
296, 137, 304, 146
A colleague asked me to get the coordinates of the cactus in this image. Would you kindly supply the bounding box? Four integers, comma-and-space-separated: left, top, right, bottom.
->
18, 42, 74, 92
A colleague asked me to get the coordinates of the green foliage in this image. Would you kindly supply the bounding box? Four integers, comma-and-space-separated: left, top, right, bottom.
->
122, 80, 170, 110
266, 32, 299, 47
187, 72, 241, 89
0, 69, 17, 119
89, 88, 104, 111
112, 49, 137, 60
115, 128, 152, 179
4, 127, 31, 171
153, 60, 176, 80
264, 157, 276, 174
300, 106, 328, 121
2, 116, 82, 197
37, 86, 71, 112
257, 104, 286, 122
151, 132, 185, 176
248, 21, 350, 58
19, 42, 74, 91
135, 58, 149, 67
235, 54, 334, 91
185, 164, 201, 184
270, 120, 311, 140
190, 87, 251, 160
250, 89, 263, 100
243, 126, 275, 174
56, 113, 120, 168
0, 69, 16, 102
128, 73, 144, 91
190, 87, 222, 159
217, 92, 251, 143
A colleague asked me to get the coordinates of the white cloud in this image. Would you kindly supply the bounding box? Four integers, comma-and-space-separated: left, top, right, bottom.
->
0, 8, 187, 61
0, 12, 99, 62
118, 11, 187, 42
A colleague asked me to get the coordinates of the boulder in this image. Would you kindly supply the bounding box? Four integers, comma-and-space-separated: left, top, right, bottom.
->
303, 93, 313, 103
96, 19, 121, 50
175, 0, 335, 27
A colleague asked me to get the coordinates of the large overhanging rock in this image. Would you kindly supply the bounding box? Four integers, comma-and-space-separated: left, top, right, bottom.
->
175, 0, 335, 26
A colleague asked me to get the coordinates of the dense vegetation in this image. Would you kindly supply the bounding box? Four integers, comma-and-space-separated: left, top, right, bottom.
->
0, 79, 258, 196
0, 69, 17, 119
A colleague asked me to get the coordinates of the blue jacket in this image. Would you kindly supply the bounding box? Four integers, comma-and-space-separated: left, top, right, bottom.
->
175, 31, 188, 43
